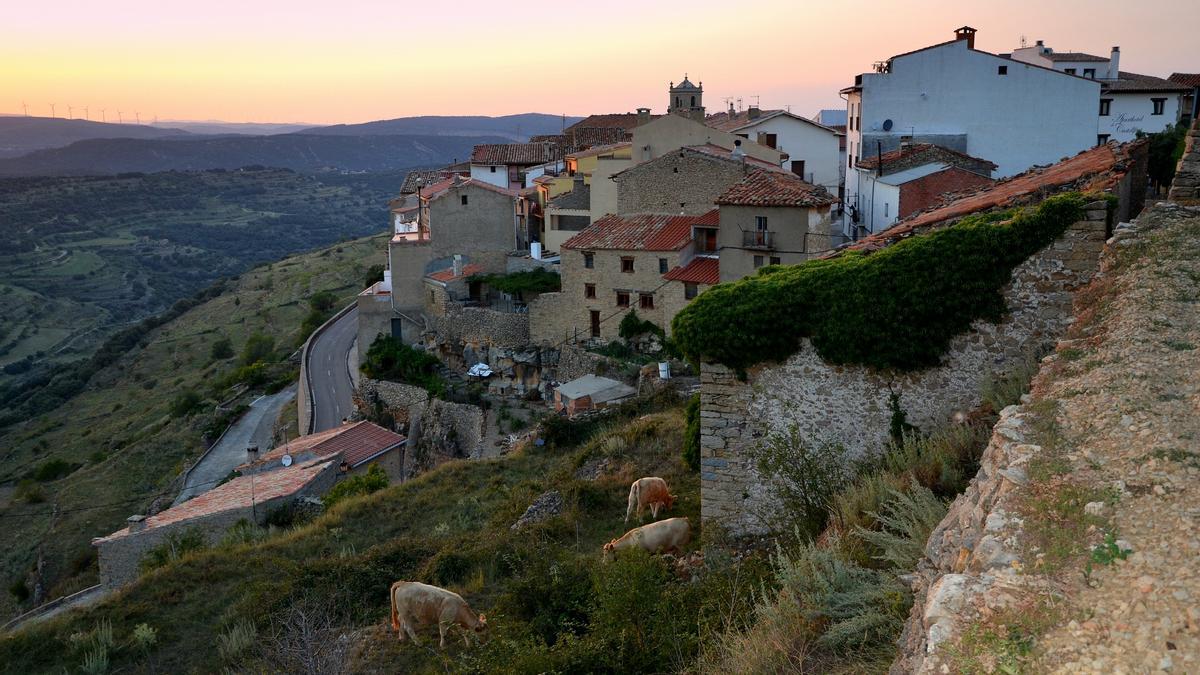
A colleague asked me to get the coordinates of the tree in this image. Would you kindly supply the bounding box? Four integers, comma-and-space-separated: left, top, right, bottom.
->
309, 290, 337, 314
210, 336, 234, 360
170, 389, 203, 417
1140, 122, 1188, 192
240, 333, 276, 366
364, 264, 385, 288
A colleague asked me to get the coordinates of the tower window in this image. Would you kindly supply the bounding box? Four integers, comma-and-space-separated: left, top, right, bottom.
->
690, 95, 696, 107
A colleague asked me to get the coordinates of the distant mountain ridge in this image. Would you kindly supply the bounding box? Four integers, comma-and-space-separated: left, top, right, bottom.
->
0, 133, 508, 176
0, 116, 191, 158
299, 113, 583, 141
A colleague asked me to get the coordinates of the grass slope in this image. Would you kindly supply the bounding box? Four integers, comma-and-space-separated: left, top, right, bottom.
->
0, 169, 394, 387
0, 233, 386, 621
0, 400, 711, 674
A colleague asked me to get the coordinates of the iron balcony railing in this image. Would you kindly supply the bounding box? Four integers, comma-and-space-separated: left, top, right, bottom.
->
742, 230, 776, 249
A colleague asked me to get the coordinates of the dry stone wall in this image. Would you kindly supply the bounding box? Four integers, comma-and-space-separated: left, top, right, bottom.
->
701, 204, 1110, 533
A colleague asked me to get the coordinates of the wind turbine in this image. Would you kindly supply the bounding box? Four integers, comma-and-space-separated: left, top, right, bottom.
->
100, 109, 106, 123
67, 105, 73, 119
49, 103, 56, 118
117, 110, 123, 124
21, 102, 28, 116
135, 112, 140, 125
83, 106, 89, 121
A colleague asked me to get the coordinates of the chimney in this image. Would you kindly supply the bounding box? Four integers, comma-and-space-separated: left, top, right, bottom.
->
731, 138, 746, 159
127, 514, 147, 534
246, 444, 259, 464
1109, 46, 1120, 80
748, 105, 761, 120
728, 101, 735, 115
954, 26, 976, 49
452, 254, 463, 278
636, 107, 651, 125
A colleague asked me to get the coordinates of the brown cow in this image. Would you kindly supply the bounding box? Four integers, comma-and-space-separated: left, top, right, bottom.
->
624, 476, 676, 523
603, 517, 691, 561
389, 581, 487, 647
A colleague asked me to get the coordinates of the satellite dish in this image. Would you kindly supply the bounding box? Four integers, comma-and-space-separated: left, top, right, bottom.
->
882, 119, 894, 131
281, 454, 293, 467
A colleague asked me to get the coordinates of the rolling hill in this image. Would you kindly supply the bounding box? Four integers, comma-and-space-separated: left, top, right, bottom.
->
297, 113, 582, 140
0, 117, 191, 159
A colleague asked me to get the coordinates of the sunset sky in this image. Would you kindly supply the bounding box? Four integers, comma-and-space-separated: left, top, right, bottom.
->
5, 0, 1197, 125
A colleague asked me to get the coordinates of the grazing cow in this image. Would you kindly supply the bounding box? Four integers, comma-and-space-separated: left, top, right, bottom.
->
389, 581, 487, 647
624, 476, 676, 523
603, 517, 691, 561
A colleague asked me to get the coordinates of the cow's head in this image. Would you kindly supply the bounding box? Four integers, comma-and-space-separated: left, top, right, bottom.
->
665, 493, 677, 510
602, 540, 616, 562
475, 613, 488, 632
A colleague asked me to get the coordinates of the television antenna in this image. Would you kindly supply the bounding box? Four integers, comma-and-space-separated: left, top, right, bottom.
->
1020, 35, 1028, 48
751, 95, 761, 107
49, 103, 56, 118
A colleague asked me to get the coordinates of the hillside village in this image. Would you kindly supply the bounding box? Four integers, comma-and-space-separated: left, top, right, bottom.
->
3, 22, 1199, 674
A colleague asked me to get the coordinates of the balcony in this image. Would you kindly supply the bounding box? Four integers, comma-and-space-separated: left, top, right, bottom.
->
742, 230, 776, 249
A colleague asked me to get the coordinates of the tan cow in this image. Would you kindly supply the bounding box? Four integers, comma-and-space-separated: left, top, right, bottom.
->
389, 581, 487, 647
624, 476, 676, 523
603, 517, 691, 561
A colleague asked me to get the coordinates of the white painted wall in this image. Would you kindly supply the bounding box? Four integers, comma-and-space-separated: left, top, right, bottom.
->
732, 114, 841, 194
853, 169, 901, 235
470, 164, 509, 189
1101, 92, 1181, 143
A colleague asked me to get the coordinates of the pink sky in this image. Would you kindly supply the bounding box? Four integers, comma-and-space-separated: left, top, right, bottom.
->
4, 0, 1197, 124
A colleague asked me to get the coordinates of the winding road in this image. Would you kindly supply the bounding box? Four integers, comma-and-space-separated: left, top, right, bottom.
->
308, 306, 359, 433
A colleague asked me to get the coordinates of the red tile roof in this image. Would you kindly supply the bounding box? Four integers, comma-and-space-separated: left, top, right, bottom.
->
249, 421, 406, 470
98, 459, 334, 541
716, 168, 837, 208
563, 210, 718, 252
1044, 51, 1110, 62
1170, 73, 1200, 88
1103, 71, 1190, 93
856, 143, 997, 172
684, 144, 788, 172
663, 256, 719, 285
471, 142, 558, 166
837, 141, 1144, 254
426, 262, 484, 283
565, 114, 652, 132
704, 109, 783, 132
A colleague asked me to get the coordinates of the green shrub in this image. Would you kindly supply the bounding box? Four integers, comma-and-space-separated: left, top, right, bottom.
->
217, 619, 257, 663
683, 393, 701, 471
618, 309, 665, 341
494, 549, 594, 647
673, 194, 1091, 374
139, 528, 208, 574
470, 268, 561, 295
322, 464, 389, 509
981, 357, 1040, 412
749, 424, 853, 538
14, 479, 45, 503
210, 337, 234, 360
360, 335, 445, 397
880, 425, 988, 497
309, 289, 338, 313
852, 486, 947, 570
170, 389, 203, 417
240, 332, 276, 366
364, 263, 385, 288
8, 579, 29, 602
33, 458, 77, 482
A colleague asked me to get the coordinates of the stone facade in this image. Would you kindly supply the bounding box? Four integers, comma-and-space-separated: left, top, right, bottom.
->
412, 399, 485, 469
1168, 117, 1200, 202
615, 149, 750, 215
717, 203, 835, 282
700, 204, 1110, 532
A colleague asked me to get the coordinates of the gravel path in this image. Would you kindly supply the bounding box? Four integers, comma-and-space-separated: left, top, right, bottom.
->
1034, 203, 1200, 673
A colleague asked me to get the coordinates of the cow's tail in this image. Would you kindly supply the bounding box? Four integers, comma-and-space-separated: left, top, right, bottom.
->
625, 481, 640, 522
389, 583, 399, 632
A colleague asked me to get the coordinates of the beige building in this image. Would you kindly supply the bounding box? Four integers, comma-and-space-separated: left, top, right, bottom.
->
630, 112, 785, 165
613, 144, 788, 215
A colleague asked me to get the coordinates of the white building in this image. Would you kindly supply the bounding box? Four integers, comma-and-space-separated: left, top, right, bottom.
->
841, 26, 1099, 236
1008, 41, 1187, 145
469, 142, 559, 190
705, 107, 843, 199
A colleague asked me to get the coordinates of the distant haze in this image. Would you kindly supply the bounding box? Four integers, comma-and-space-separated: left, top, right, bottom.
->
4, 0, 1196, 124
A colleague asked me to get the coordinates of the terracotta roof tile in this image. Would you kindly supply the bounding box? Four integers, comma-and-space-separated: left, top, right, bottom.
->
663, 256, 719, 285
837, 141, 1144, 254
563, 210, 717, 251
704, 109, 783, 132
856, 143, 997, 172
401, 169, 457, 195
1170, 73, 1200, 88
1103, 71, 1190, 93
427, 263, 484, 283
565, 114, 652, 132
248, 421, 406, 470
716, 169, 837, 208
98, 460, 334, 541
1044, 51, 1110, 62
471, 142, 558, 166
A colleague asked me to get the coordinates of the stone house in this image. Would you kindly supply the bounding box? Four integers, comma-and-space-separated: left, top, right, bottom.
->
713, 168, 840, 282
94, 459, 339, 588
237, 420, 408, 481
470, 142, 559, 190
550, 210, 718, 342
629, 112, 785, 166
705, 106, 844, 198
613, 144, 787, 216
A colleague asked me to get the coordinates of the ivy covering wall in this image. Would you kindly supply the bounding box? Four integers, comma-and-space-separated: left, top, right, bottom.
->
672, 193, 1102, 375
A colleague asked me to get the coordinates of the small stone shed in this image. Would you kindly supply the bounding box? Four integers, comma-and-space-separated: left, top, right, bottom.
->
554, 374, 636, 416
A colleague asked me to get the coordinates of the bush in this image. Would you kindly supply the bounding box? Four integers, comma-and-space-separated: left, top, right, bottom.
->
683, 393, 701, 471
240, 333, 276, 366
470, 268, 561, 295
210, 337, 234, 360
33, 458, 76, 482
981, 357, 1039, 412
14, 479, 45, 503
309, 290, 338, 313
322, 464, 389, 509
139, 528, 208, 574
673, 194, 1092, 374
749, 425, 853, 538
364, 263, 385, 288
170, 389, 203, 417
852, 486, 947, 570
8, 579, 29, 602
360, 335, 445, 397
495, 549, 594, 647
618, 309, 665, 341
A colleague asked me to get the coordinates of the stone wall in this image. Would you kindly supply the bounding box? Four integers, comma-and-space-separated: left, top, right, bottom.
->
356, 288, 393, 366
615, 149, 745, 215
412, 399, 485, 470
356, 377, 430, 432
1168, 117, 1200, 202
528, 291, 574, 344
432, 303, 530, 349
700, 203, 1110, 532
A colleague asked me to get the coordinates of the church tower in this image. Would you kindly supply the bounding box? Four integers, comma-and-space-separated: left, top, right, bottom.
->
668, 75, 704, 122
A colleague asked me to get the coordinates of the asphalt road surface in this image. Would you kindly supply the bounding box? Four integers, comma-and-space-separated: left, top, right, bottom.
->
309, 306, 358, 433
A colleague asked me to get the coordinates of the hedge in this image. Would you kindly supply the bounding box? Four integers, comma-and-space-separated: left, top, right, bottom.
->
672, 193, 1099, 375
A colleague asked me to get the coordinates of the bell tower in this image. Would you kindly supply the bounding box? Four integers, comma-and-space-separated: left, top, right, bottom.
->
667, 75, 704, 122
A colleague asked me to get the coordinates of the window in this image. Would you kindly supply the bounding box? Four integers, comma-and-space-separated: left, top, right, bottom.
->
753, 255, 764, 269
1099, 98, 1112, 116
616, 292, 630, 307
490, 165, 497, 173
621, 257, 634, 273
755, 216, 769, 231
1084, 68, 1095, 79
997, 65, 1007, 75
684, 283, 698, 300
590, 310, 601, 338
1065, 68, 1077, 75
690, 95, 696, 107
585, 283, 596, 299
639, 293, 654, 309
1152, 98, 1166, 115
695, 227, 718, 252
884, 202, 889, 218
460, 194, 468, 206
658, 258, 668, 274
791, 160, 806, 177
583, 252, 594, 269
763, 133, 778, 149
1097, 134, 1110, 146
770, 256, 781, 266
429, 291, 435, 303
